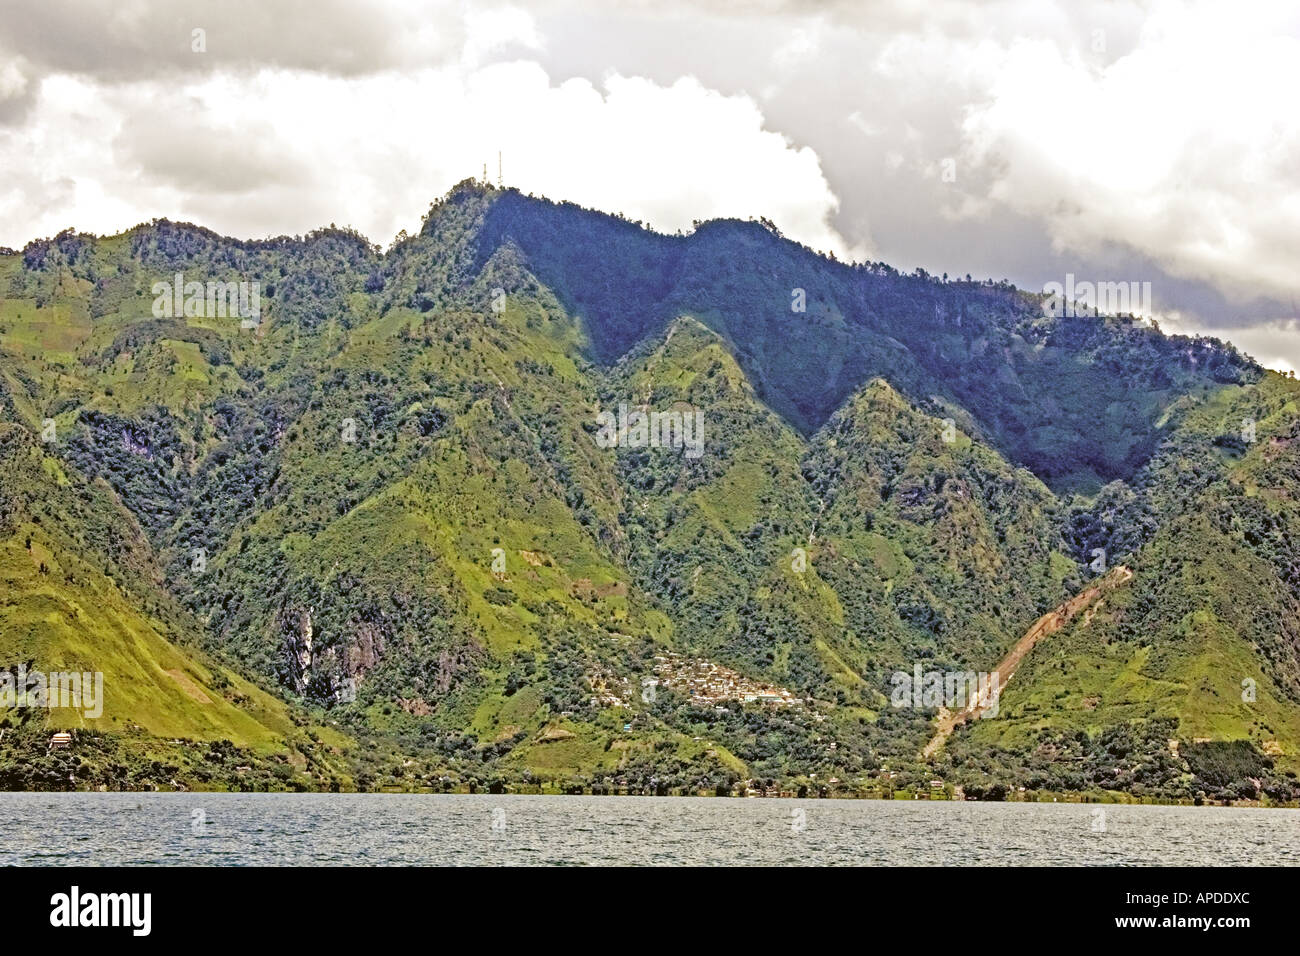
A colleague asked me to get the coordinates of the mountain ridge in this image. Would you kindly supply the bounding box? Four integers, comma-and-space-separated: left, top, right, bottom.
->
1, 181, 1296, 802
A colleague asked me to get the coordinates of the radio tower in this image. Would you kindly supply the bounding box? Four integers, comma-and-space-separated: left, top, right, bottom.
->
482, 162, 487, 185
498, 151, 503, 188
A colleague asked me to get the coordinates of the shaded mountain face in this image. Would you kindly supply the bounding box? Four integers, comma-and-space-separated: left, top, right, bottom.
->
1, 179, 1296, 801
470, 187, 1260, 492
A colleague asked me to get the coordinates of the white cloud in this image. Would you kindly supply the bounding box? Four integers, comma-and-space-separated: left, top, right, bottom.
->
0, 53, 855, 261
1, 0, 1295, 370
771, 19, 826, 71
958, 1, 1300, 305
461, 5, 546, 67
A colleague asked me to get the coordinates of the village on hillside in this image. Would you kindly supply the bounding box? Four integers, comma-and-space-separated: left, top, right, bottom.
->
585, 653, 801, 710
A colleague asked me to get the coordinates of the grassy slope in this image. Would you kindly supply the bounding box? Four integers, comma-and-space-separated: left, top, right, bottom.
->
0, 421, 357, 790
955, 372, 1300, 781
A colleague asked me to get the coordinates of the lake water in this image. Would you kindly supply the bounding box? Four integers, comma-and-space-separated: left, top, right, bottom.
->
1, 793, 1296, 866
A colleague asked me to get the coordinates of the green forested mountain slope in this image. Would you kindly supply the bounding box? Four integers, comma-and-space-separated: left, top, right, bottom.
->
1, 179, 1296, 802
0, 417, 353, 790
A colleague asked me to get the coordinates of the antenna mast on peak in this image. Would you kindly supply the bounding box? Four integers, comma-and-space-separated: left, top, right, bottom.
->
498, 151, 503, 188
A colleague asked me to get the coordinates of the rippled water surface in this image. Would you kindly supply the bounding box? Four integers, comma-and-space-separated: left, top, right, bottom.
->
1, 794, 1296, 865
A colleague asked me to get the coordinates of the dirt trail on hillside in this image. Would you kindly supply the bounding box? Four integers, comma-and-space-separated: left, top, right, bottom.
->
922, 565, 1132, 759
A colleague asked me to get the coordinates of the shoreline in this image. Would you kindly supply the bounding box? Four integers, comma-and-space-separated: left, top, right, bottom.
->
6, 786, 1296, 809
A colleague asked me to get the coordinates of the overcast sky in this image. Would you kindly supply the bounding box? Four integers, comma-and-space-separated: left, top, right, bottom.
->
1, 0, 1297, 369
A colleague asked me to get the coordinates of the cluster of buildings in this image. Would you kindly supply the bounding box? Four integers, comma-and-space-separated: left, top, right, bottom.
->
580, 654, 802, 711
585, 669, 633, 710
649, 654, 799, 707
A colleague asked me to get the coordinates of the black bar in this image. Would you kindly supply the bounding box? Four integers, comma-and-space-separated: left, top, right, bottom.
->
4, 865, 1280, 944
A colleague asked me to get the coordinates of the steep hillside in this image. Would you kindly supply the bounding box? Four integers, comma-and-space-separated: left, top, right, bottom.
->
474, 187, 1260, 493
948, 374, 1300, 799
0, 417, 354, 791
1, 180, 1296, 801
